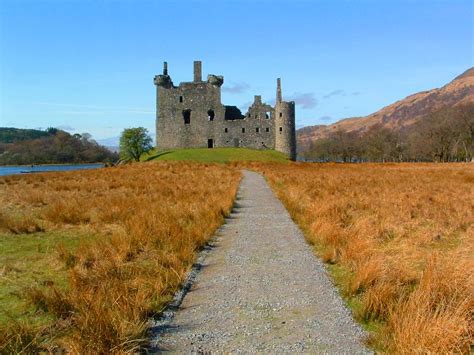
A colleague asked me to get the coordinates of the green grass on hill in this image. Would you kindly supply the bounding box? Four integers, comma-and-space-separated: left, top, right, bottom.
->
142, 148, 290, 163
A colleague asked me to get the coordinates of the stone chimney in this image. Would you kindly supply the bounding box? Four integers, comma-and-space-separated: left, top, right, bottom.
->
276, 78, 282, 103
194, 61, 202, 82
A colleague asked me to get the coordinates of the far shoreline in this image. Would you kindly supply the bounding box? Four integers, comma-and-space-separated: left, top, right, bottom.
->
0, 162, 106, 167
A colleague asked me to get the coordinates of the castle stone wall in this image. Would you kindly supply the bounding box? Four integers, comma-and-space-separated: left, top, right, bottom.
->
154, 61, 296, 159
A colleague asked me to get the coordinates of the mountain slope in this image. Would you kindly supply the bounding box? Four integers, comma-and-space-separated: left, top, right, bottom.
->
298, 68, 474, 151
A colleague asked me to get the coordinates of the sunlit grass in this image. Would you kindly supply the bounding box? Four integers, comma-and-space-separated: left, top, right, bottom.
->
142, 147, 290, 163
0, 230, 95, 325
252, 162, 474, 353
0, 162, 240, 353
2, 159, 472, 353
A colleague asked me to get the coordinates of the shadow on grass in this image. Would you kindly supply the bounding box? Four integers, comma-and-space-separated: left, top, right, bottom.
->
144, 151, 174, 161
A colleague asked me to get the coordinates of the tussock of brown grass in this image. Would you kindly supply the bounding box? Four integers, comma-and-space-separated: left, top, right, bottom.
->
0, 211, 44, 234
253, 162, 473, 353
0, 320, 57, 354
0, 162, 240, 352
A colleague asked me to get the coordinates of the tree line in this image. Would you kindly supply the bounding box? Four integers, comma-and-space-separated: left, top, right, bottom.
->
301, 103, 474, 162
0, 128, 118, 165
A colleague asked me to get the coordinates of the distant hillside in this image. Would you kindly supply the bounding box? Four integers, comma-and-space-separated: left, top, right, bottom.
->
298, 67, 474, 151
0, 128, 118, 165
0, 127, 52, 143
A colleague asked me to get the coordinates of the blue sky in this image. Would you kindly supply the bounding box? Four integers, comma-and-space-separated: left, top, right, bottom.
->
0, 0, 472, 142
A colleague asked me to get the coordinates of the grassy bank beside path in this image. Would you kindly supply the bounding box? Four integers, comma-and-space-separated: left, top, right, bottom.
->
0, 162, 241, 353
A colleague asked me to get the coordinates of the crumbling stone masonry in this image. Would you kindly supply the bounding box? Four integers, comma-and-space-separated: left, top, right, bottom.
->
153, 61, 296, 160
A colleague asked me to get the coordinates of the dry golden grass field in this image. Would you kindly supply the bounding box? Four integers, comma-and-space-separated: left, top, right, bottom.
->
0, 162, 240, 352
1, 159, 473, 353
252, 162, 474, 353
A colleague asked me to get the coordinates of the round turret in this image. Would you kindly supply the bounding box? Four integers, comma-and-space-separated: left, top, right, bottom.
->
207, 74, 224, 87
154, 74, 173, 88
274, 78, 296, 160
274, 101, 296, 160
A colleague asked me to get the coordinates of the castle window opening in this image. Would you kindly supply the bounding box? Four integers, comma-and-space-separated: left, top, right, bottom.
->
183, 109, 191, 124
208, 109, 215, 121
154, 61, 296, 160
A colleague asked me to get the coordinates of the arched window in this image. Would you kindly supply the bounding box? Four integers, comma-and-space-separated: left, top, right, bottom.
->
183, 109, 191, 124
208, 109, 215, 121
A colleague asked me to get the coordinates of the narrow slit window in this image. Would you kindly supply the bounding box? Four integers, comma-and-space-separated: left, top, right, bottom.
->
224, 128, 228, 133
279, 112, 282, 117
266, 127, 269, 132
242, 128, 245, 133
179, 96, 183, 103
256, 127, 259, 133
279, 126, 282, 132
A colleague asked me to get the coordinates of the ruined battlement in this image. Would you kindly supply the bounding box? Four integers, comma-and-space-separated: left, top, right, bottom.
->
153, 60, 296, 160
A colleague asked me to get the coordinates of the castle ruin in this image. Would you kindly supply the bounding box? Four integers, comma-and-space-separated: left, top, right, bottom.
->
153, 61, 296, 160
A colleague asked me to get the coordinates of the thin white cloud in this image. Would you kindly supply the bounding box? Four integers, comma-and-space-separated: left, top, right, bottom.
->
287, 92, 318, 109
322, 90, 361, 99
323, 89, 346, 99
268, 92, 318, 109
222, 82, 250, 94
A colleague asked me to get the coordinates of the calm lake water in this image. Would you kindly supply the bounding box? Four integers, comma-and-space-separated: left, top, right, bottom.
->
0, 163, 104, 177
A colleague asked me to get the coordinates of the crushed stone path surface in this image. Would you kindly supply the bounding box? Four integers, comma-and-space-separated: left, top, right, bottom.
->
150, 171, 369, 353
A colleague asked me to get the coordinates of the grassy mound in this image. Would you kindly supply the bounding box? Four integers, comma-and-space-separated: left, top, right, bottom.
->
142, 148, 289, 163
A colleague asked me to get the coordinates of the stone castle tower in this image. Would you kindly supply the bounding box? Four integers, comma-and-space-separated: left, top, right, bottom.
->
153, 60, 296, 160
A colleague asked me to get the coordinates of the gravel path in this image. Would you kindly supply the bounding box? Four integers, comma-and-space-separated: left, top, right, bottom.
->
149, 171, 369, 353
